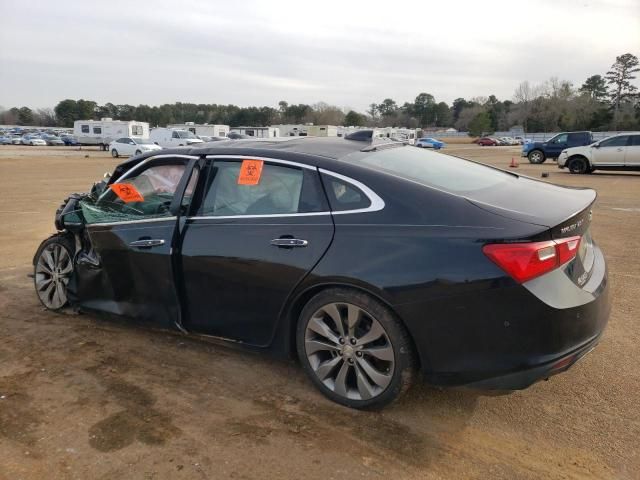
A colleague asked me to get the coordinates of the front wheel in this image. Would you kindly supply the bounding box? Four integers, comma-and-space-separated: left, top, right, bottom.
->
34, 235, 75, 311
135, 149, 142, 155
528, 150, 545, 164
296, 288, 416, 409
568, 157, 589, 174
111, 149, 119, 158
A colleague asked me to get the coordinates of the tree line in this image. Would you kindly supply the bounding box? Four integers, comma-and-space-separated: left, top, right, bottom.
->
1, 53, 637, 135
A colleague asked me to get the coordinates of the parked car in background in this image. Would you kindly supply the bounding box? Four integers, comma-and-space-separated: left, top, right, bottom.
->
42, 134, 65, 146
0, 136, 12, 145
477, 137, 498, 146
34, 137, 609, 409
22, 135, 47, 146
558, 132, 640, 174
10, 135, 23, 144
109, 137, 163, 158
522, 131, 593, 164
61, 135, 78, 146
499, 137, 519, 146
415, 137, 445, 149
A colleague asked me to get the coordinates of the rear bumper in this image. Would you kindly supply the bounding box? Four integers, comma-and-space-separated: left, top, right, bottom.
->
396, 247, 611, 389
465, 332, 602, 390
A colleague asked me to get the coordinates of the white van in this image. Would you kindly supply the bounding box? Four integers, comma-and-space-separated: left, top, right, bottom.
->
74, 118, 149, 150
149, 128, 204, 148
167, 123, 229, 138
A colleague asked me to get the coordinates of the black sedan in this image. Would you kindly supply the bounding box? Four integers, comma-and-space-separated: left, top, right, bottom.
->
33, 137, 610, 409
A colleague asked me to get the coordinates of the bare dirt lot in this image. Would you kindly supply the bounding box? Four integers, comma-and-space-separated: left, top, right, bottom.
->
1, 145, 638, 479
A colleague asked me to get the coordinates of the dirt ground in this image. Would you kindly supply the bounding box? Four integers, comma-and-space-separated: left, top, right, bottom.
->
0, 145, 638, 480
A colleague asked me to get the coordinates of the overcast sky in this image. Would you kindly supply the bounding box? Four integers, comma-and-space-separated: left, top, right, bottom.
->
1, 0, 638, 112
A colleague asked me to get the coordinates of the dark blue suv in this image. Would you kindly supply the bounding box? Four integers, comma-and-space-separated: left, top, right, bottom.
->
522, 131, 593, 164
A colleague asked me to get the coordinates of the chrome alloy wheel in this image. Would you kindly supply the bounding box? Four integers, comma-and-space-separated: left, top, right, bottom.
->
304, 302, 395, 401
35, 243, 73, 310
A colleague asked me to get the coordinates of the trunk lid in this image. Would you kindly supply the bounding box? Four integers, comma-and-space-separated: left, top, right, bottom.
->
465, 175, 596, 233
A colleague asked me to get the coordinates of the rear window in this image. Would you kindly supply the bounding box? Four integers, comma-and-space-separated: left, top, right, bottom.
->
353, 147, 512, 194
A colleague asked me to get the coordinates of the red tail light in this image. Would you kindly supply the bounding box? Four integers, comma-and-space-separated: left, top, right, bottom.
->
483, 236, 581, 283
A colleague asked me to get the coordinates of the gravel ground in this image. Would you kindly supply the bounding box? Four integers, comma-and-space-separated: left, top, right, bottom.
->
0, 145, 638, 479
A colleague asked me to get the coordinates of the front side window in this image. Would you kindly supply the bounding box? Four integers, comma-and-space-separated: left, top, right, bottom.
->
199, 160, 326, 217
600, 136, 629, 148
551, 133, 568, 144
81, 162, 197, 224
631, 135, 640, 146
116, 138, 128, 144
172, 131, 180, 139
81, 125, 89, 133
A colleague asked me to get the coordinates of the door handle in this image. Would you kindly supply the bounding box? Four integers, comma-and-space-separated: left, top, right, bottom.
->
270, 238, 308, 248
130, 239, 165, 248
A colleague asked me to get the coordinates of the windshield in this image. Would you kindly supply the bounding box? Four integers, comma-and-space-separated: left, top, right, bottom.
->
351, 147, 512, 194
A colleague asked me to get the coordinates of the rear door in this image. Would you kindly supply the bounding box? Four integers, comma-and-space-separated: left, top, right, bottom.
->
77, 155, 199, 327
625, 134, 640, 166
179, 156, 334, 346
592, 135, 629, 166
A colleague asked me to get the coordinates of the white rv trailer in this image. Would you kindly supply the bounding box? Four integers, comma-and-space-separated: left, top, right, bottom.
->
167, 122, 230, 138
230, 126, 280, 138
73, 118, 149, 150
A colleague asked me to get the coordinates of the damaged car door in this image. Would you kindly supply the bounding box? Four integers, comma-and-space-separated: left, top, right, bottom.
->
74, 155, 199, 326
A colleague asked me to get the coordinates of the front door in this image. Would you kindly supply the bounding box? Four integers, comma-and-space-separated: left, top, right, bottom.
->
545, 133, 568, 158
179, 157, 334, 346
76, 155, 199, 327
592, 135, 629, 166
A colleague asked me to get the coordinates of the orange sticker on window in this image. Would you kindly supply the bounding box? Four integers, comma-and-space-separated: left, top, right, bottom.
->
238, 159, 264, 185
110, 183, 144, 203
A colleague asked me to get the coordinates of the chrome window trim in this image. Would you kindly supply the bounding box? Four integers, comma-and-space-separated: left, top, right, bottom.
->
318, 168, 385, 215
204, 154, 316, 170
184, 157, 385, 220
86, 216, 177, 228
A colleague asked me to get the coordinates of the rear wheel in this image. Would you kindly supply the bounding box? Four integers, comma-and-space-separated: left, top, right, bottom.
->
296, 288, 416, 409
34, 235, 74, 311
111, 149, 119, 158
528, 150, 545, 164
568, 157, 588, 174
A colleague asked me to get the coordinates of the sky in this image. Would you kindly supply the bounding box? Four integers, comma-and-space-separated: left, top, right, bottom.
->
1, 0, 638, 112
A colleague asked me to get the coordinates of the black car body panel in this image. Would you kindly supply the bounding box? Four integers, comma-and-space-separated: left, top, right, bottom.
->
46, 137, 610, 391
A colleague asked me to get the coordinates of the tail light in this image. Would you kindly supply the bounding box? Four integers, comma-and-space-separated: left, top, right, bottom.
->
483, 236, 581, 283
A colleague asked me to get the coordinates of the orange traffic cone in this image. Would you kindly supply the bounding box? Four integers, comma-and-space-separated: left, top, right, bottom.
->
509, 157, 518, 168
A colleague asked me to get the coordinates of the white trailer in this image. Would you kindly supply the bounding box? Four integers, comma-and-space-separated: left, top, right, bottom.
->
73, 118, 149, 150
230, 126, 279, 138
168, 122, 230, 138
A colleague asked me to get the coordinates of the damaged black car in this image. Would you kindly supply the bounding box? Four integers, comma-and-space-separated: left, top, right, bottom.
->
33, 137, 610, 409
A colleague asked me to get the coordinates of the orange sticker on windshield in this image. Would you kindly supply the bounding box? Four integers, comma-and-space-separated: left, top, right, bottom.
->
110, 183, 144, 203
238, 159, 264, 185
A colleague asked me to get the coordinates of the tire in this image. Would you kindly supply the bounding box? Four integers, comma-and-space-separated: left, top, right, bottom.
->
568, 157, 588, 174
296, 288, 416, 409
528, 150, 545, 164
33, 234, 75, 311
135, 150, 142, 156
111, 149, 119, 158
